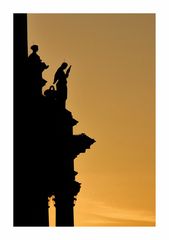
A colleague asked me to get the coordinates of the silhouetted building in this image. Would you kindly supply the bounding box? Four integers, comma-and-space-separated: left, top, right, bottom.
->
14, 13, 95, 226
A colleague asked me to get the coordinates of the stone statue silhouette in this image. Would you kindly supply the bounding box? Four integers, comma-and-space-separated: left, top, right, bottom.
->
44, 85, 57, 101
14, 13, 95, 226
28, 45, 49, 96
53, 62, 71, 107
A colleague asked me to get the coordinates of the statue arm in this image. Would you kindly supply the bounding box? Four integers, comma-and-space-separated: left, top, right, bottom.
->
53, 68, 62, 84
66, 65, 72, 78
53, 73, 58, 84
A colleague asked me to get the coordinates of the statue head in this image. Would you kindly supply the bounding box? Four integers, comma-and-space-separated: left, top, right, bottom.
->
31, 45, 39, 52
61, 62, 68, 69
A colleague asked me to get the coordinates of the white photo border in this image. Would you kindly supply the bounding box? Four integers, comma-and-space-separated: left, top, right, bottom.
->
1, 1, 168, 240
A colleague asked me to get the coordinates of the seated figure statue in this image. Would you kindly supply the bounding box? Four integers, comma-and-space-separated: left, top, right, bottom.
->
27, 45, 49, 97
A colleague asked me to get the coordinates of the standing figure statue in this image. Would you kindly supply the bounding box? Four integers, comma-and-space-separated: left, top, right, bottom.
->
53, 62, 71, 108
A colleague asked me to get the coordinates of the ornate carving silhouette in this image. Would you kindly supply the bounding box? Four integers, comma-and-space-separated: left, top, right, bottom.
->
14, 14, 95, 227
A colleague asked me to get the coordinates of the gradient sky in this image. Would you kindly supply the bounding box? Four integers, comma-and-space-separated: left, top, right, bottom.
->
28, 14, 155, 226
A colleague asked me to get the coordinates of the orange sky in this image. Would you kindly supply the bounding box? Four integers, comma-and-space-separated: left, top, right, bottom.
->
28, 14, 155, 226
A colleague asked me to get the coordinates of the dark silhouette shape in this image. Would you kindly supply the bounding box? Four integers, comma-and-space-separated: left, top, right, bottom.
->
44, 85, 57, 101
29, 45, 41, 62
28, 45, 49, 70
27, 44, 49, 97
53, 62, 71, 108
14, 13, 95, 227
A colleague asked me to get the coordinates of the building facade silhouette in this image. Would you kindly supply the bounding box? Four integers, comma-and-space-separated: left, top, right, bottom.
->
14, 13, 95, 226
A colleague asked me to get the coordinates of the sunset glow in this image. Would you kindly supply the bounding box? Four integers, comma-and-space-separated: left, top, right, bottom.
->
28, 14, 155, 226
